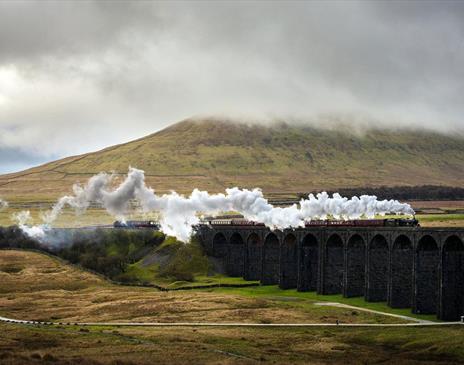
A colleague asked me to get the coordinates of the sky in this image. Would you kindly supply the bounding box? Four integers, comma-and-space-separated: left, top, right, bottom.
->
0, 0, 463, 173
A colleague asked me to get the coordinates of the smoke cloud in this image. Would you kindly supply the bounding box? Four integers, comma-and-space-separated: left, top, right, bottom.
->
11, 210, 47, 240
0, 198, 7, 211
22, 167, 414, 242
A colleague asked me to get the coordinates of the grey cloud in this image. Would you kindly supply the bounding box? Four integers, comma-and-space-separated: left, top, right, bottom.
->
0, 0, 463, 173
0, 1, 161, 62
0, 147, 56, 174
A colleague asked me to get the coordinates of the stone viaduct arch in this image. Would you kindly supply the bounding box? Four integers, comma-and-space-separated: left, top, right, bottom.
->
344, 234, 365, 297
212, 232, 227, 258
262, 233, 280, 285
244, 233, 261, 281
199, 225, 464, 321
227, 232, 245, 277
323, 234, 344, 295
365, 234, 389, 302
298, 233, 318, 292
414, 235, 439, 314
439, 235, 464, 320
280, 233, 297, 289
388, 235, 413, 308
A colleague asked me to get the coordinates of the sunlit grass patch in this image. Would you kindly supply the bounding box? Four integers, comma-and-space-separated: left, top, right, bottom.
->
210, 286, 437, 322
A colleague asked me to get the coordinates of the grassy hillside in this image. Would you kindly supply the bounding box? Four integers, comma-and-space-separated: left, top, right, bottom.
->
1, 118, 463, 201
0, 250, 404, 324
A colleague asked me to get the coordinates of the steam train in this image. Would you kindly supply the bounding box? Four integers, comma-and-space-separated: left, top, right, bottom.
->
206, 218, 419, 227
113, 220, 160, 229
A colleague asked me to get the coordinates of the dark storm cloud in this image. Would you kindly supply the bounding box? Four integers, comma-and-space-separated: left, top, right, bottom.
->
0, 0, 463, 173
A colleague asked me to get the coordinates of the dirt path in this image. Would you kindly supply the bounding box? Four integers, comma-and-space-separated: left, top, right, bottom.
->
313, 301, 434, 323
1, 316, 461, 327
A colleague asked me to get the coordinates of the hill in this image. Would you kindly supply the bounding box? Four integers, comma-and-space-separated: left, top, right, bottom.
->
0, 118, 463, 201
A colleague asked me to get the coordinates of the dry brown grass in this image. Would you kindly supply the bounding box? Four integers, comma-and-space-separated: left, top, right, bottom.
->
1, 322, 464, 364
0, 250, 399, 324
1, 250, 464, 364
408, 200, 464, 210
421, 220, 464, 228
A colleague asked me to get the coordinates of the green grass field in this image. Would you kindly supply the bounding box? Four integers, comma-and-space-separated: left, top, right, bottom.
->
209, 286, 437, 322
416, 214, 464, 227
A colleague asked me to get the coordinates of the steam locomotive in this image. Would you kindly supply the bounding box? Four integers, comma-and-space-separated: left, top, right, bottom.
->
207, 218, 419, 227
113, 220, 160, 229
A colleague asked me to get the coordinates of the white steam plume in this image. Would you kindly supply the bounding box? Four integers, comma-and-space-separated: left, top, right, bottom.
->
11, 210, 48, 240
0, 198, 8, 211
30, 167, 414, 242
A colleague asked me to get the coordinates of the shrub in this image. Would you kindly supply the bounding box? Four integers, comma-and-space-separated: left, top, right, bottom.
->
159, 237, 210, 282
42, 353, 58, 362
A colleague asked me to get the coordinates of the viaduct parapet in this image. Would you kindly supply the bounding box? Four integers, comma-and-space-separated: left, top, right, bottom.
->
197, 225, 464, 321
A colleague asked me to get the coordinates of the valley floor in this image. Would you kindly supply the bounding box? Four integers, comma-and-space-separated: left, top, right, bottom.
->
2, 322, 464, 365
1, 250, 464, 364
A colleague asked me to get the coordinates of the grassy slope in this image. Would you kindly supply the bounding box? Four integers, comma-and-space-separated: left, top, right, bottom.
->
120, 237, 259, 288
0, 250, 401, 325
1, 118, 463, 201
210, 286, 437, 322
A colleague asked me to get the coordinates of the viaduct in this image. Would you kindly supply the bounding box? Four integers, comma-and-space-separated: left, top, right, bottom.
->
197, 224, 464, 321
